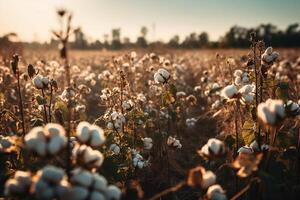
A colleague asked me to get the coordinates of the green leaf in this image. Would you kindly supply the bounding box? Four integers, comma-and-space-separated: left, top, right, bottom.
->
241, 120, 256, 145
162, 91, 175, 106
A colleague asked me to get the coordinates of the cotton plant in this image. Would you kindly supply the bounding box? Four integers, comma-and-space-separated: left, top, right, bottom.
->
25, 123, 67, 156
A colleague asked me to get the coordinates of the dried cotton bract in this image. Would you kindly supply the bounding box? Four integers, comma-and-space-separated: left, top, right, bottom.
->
25, 123, 67, 156
76, 122, 106, 148
257, 99, 286, 126
154, 68, 170, 84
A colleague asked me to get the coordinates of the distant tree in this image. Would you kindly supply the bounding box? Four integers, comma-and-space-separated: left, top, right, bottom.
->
136, 26, 148, 48
111, 28, 122, 50
168, 35, 180, 48
72, 28, 88, 49
90, 40, 103, 49
198, 32, 209, 48
103, 34, 109, 49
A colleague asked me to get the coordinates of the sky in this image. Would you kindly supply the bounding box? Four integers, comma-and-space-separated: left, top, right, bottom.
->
0, 0, 299, 43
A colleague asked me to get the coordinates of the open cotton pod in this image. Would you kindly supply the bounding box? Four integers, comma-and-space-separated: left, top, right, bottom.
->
167, 136, 182, 149
4, 171, 32, 197
198, 138, 226, 159
24, 123, 67, 156
261, 47, 279, 65
67, 168, 121, 200
206, 184, 227, 200
72, 144, 104, 170
32, 165, 69, 200
257, 99, 286, 127
187, 166, 216, 189
154, 68, 170, 84
76, 121, 106, 148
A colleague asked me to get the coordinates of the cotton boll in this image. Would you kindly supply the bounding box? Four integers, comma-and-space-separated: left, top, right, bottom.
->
201, 170, 216, 189
71, 169, 93, 188
233, 70, 243, 77
142, 137, 153, 150
90, 191, 106, 200
25, 127, 46, 149
249, 141, 259, 151
32, 74, 44, 89
48, 136, 65, 155
234, 77, 242, 86
242, 94, 254, 103
40, 166, 64, 184
221, 85, 238, 99
76, 122, 90, 143
36, 141, 47, 156
93, 174, 107, 192
45, 123, 65, 137
90, 126, 105, 147
154, 68, 170, 84
14, 171, 32, 187
207, 184, 227, 200
207, 138, 225, 155
257, 99, 285, 125
35, 180, 54, 200
67, 186, 89, 200
105, 185, 122, 200
137, 161, 145, 169
109, 144, 120, 154
84, 148, 104, 168
239, 85, 253, 94
4, 179, 23, 196
238, 146, 253, 154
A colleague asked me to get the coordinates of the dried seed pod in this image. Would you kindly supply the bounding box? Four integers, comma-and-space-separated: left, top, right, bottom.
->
27, 64, 36, 79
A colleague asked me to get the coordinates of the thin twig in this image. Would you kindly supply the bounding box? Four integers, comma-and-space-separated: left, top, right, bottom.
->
148, 181, 186, 200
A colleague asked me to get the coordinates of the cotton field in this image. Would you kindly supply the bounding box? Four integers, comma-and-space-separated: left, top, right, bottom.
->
1, 3, 300, 200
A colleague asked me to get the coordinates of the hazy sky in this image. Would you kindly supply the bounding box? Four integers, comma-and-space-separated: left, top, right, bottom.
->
0, 0, 299, 42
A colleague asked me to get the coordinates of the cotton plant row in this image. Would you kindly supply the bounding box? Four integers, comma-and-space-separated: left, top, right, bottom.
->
5, 165, 121, 200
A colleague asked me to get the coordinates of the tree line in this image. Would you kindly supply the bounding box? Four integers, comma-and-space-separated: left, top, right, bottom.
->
1, 23, 300, 50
